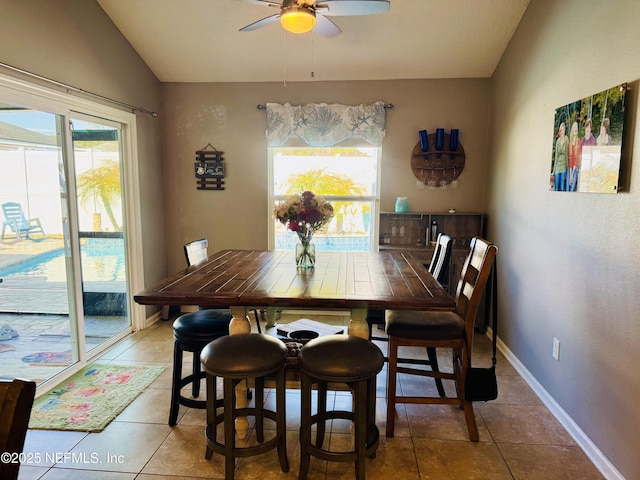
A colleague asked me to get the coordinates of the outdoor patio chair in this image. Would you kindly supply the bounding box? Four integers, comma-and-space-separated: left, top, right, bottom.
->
1, 202, 46, 242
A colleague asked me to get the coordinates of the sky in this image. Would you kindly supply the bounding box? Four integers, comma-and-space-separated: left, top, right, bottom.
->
0, 109, 113, 136
0, 110, 57, 135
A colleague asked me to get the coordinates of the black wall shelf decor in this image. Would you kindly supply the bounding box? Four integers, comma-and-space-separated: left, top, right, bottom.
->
194, 143, 225, 190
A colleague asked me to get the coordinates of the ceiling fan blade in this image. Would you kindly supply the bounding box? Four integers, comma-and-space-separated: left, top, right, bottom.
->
314, 15, 341, 37
316, 0, 389, 16
244, 0, 283, 7
239, 13, 281, 32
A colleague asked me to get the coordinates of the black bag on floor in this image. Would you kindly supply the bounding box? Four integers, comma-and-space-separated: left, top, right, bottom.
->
465, 365, 497, 401
465, 260, 498, 402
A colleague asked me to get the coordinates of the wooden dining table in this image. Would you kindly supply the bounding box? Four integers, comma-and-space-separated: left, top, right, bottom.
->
134, 248, 455, 338
134, 248, 455, 437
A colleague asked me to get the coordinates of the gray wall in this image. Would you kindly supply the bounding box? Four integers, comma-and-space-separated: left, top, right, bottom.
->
487, 1, 640, 478
0, 0, 166, 316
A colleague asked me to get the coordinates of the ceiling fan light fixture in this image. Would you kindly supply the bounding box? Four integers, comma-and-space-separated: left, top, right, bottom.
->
280, 5, 316, 34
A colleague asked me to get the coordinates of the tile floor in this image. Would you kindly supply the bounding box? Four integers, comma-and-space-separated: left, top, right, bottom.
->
18, 313, 604, 480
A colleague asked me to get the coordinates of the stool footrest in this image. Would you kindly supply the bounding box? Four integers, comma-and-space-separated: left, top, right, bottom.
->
206, 417, 285, 459
304, 416, 380, 462
179, 396, 206, 409
310, 409, 353, 422
180, 394, 223, 410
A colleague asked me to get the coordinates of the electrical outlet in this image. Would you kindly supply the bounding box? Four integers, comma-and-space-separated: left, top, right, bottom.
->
552, 337, 560, 361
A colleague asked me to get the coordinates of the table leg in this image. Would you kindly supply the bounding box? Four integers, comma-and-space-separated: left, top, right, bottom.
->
229, 306, 251, 335
264, 307, 278, 328
348, 308, 370, 339
228, 306, 250, 438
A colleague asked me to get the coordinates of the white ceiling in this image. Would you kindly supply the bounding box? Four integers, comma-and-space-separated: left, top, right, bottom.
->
97, 0, 530, 83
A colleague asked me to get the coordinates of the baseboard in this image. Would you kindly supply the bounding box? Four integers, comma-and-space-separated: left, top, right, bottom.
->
489, 328, 624, 480
143, 310, 165, 330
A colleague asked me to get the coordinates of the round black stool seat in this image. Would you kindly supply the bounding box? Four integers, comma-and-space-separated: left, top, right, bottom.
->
168, 309, 231, 426
298, 335, 385, 382
298, 335, 384, 480
173, 309, 231, 346
201, 333, 288, 378
201, 334, 289, 480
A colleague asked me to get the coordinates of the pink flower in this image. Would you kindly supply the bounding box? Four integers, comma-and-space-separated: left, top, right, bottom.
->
74, 387, 107, 397
273, 191, 334, 240
99, 373, 133, 385
68, 412, 90, 425
64, 403, 92, 412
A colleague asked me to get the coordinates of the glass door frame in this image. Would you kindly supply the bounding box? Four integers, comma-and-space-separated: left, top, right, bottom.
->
0, 72, 145, 388
70, 112, 133, 356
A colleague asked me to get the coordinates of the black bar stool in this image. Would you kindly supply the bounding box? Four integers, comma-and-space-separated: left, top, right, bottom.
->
201, 333, 289, 480
297, 335, 384, 480
169, 309, 231, 426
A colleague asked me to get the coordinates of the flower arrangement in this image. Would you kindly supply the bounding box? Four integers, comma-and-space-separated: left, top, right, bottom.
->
273, 191, 334, 245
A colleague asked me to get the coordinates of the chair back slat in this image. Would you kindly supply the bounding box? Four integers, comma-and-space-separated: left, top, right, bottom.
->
428, 233, 453, 286
454, 237, 497, 337
184, 238, 209, 266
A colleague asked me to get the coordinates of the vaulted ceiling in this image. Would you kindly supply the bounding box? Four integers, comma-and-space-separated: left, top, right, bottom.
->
97, 0, 530, 83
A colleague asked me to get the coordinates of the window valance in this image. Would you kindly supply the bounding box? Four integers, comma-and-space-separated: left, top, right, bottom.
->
266, 101, 386, 147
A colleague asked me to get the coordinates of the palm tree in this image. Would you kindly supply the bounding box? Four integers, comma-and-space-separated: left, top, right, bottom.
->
77, 159, 122, 232
282, 168, 367, 233
281, 167, 367, 197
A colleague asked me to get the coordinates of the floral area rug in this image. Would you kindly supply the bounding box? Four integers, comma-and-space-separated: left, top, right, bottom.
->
29, 363, 165, 432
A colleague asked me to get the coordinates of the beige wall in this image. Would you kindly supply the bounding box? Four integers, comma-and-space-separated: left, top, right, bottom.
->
488, 1, 640, 478
0, 0, 165, 316
161, 79, 491, 272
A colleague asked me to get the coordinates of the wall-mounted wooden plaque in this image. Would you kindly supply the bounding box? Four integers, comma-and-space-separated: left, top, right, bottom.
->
194, 144, 225, 190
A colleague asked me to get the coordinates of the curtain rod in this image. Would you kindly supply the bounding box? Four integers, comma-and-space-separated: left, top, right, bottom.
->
0, 62, 158, 118
257, 103, 393, 110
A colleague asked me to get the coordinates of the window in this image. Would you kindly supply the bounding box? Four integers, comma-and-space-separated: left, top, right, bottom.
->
268, 145, 380, 252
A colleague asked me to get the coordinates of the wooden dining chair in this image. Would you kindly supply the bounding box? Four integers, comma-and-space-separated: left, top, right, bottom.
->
0, 379, 36, 480
367, 233, 453, 396
385, 236, 497, 441
183, 237, 209, 265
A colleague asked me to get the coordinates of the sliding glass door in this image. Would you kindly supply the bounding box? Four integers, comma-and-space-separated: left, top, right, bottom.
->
0, 106, 75, 383
0, 99, 134, 387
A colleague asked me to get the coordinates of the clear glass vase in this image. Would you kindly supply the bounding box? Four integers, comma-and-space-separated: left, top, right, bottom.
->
295, 239, 316, 268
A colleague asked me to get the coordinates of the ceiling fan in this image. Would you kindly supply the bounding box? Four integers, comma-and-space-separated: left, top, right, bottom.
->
240, 0, 390, 38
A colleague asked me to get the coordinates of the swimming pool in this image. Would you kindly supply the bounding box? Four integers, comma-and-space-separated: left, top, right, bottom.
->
275, 234, 370, 252
2, 236, 367, 284
0, 239, 127, 284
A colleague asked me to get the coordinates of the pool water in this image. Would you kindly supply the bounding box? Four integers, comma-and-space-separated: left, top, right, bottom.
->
3, 236, 366, 284
275, 234, 370, 252
0, 239, 126, 283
